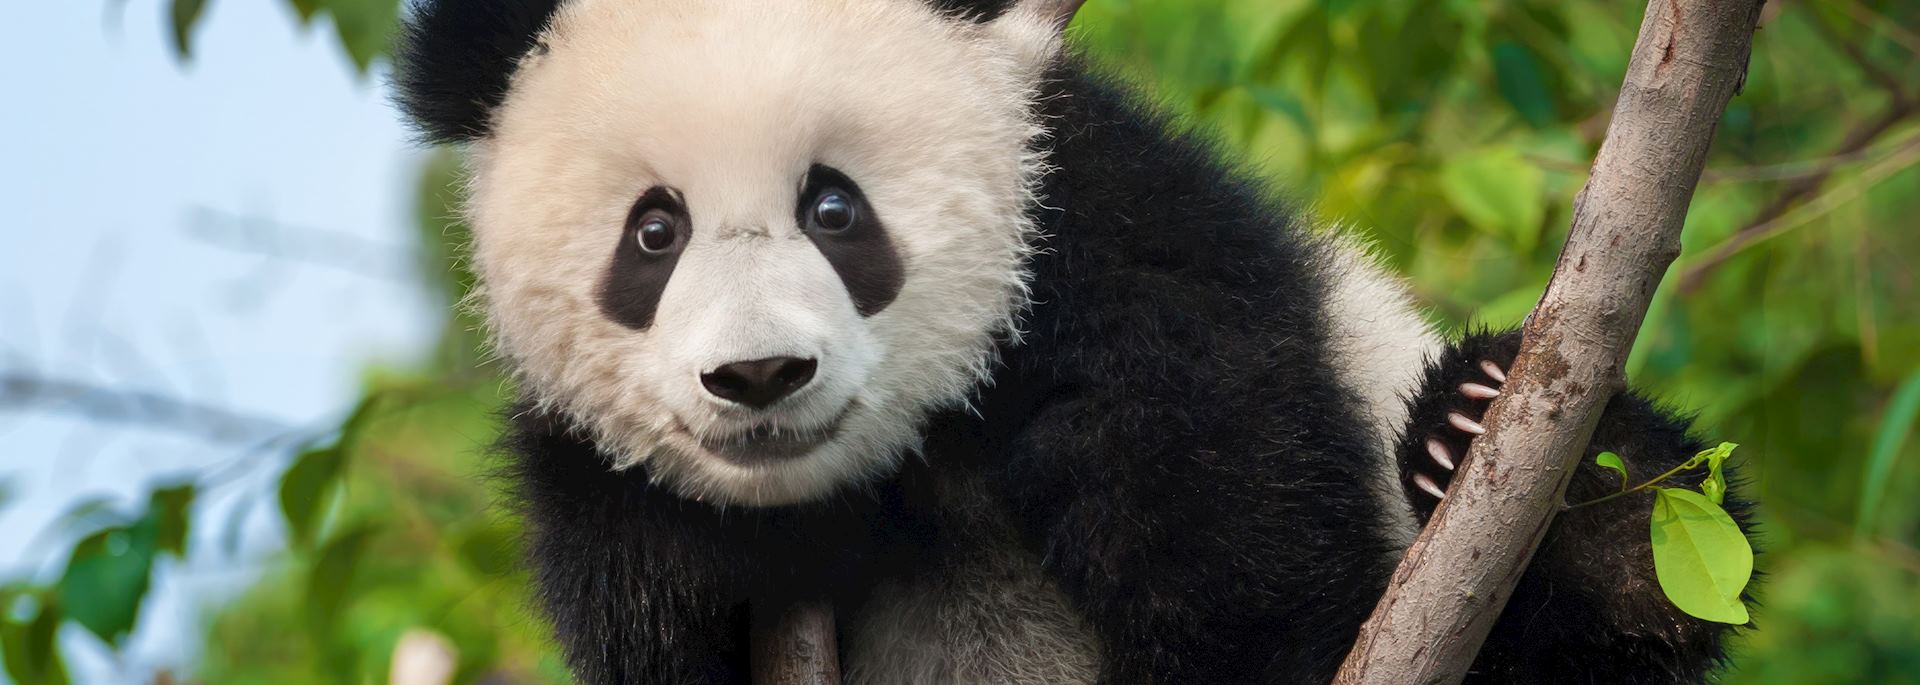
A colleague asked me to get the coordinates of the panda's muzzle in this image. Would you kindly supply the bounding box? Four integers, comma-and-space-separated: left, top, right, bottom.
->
690, 399, 857, 465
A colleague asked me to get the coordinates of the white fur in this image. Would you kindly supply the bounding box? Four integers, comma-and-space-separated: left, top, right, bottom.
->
1314, 234, 1444, 546
463, 0, 1063, 506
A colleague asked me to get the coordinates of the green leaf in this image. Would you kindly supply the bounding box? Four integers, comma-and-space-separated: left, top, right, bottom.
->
1360, 1, 1462, 112
287, 0, 321, 21
455, 520, 522, 578
57, 516, 160, 645
1695, 441, 1738, 468
23, 599, 64, 685
149, 484, 196, 558
1700, 471, 1725, 506
168, 0, 209, 59
336, 393, 387, 451
305, 524, 378, 637
1254, 6, 1330, 96
1595, 451, 1629, 491
278, 393, 388, 546
1247, 87, 1317, 141
279, 446, 345, 549
2, 591, 70, 685
1438, 146, 1546, 251
320, 0, 402, 71
1700, 442, 1736, 505
1492, 41, 1555, 128
1856, 371, 1920, 535
1650, 487, 1753, 624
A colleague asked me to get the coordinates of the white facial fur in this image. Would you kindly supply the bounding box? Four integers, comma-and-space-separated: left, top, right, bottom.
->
463, 0, 1060, 506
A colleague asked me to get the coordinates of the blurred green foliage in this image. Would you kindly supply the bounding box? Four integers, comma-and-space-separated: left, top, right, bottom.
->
7, 0, 1920, 683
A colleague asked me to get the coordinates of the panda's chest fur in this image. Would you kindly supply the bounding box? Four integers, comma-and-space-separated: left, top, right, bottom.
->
843, 471, 1101, 685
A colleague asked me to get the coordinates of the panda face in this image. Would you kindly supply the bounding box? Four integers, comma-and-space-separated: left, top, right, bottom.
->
457, 0, 1061, 506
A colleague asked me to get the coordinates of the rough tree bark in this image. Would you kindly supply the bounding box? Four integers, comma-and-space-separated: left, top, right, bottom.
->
751, 600, 841, 685
1333, 1, 1767, 683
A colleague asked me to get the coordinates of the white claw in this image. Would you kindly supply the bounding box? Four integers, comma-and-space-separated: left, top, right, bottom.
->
1459, 382, 1501, 400
1426, 438, 1456, 471
1480, 360, 1508, 384
1413, 472, 1447, 499
1448, 412, 1488, 435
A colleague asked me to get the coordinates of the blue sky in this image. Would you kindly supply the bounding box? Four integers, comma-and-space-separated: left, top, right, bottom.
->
0, 1, 436, 681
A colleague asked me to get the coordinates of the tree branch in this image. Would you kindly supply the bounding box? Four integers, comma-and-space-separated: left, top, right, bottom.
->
1332, 1, 1766, 683
751, 600, 841, 685
0, 372, 291, 443
185, 206, 419, 283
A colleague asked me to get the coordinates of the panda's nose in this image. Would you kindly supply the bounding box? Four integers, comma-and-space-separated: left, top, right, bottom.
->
700, 357, 818, 409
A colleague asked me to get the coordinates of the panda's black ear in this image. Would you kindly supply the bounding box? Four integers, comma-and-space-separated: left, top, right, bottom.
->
926, 0, 1016, 22
393, 0, 566, 144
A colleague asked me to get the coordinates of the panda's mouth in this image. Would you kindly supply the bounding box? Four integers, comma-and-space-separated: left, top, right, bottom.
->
689, 402, 856, 464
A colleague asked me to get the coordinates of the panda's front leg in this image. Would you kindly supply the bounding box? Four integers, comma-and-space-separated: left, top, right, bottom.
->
505, 411, 756, 685
1395, 330, 1755, 684
1395, 330, 1519, 520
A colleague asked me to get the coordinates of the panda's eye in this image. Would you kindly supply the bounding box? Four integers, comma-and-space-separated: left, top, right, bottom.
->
811, 191, 856, 232
634, 210, 677, 254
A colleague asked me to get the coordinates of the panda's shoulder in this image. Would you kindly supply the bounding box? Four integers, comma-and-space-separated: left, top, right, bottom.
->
1029, 63, 1332, 327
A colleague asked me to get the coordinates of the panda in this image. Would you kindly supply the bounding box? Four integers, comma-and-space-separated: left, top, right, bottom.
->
393, 0, 1755, 682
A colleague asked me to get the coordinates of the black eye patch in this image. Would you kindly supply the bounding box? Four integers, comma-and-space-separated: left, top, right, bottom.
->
599, 187, 689, 330
797, 165, 906, 317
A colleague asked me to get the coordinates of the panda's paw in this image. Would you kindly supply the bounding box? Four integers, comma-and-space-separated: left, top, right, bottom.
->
1404, 358, 1507, 518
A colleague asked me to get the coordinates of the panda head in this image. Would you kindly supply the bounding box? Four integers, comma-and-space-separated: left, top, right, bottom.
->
395, 0, 1078, 506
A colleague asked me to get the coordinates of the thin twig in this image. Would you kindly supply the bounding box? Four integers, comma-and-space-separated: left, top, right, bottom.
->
1804, 5, 1910, 103
1855, 235, 1879, 367
1531, 137, 1912, 183
1837, 0, 1920, 56
1702, 138, 1907, 182
1676, 135, 1920, 292
0, 373, 292, 443
185, 206, 418, 283
1564, 460, 1699, 510
1676, 99, 1919, 294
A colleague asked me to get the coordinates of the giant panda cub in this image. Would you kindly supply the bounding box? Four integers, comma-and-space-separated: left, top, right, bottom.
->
394, 0, 1755, 682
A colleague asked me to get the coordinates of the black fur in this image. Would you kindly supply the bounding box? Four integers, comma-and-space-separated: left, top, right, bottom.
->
503, 410, 914, 684
959, 63, 1398, 683
392, 0, 564, 143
